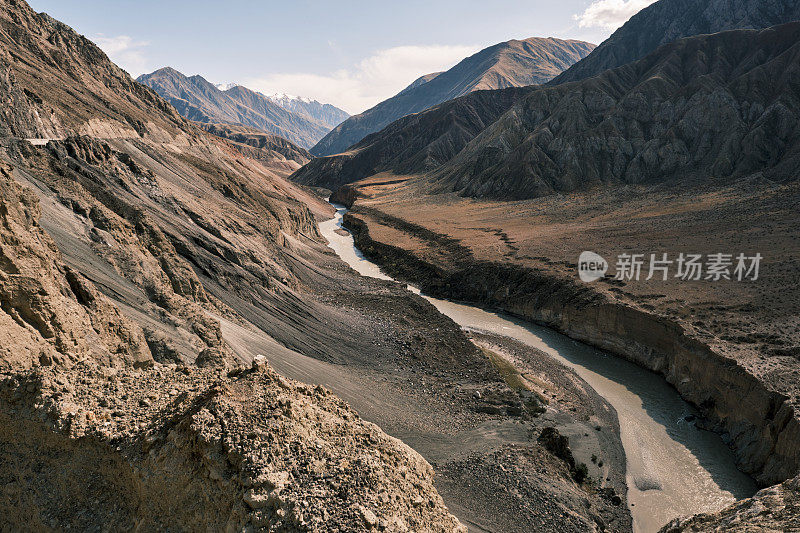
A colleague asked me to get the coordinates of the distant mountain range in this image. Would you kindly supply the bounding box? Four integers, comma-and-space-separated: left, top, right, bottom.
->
136, 68, 349, 148
310, 37, 596, 156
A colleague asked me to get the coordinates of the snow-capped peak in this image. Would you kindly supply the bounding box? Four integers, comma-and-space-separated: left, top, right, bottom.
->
215, 82, 239, 91
264, 92, 314, 104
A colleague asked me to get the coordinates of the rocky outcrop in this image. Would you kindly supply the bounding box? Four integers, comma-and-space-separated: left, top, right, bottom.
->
551, 0, 800, 85
434, 23, 800, 200
311, 37, 595, 156
342, 208, 800, 486
660, 474, 800, 532
0, 355, 465, 531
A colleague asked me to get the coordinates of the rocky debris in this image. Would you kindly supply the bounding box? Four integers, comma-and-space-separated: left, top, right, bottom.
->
552, 0, 800, 85
0, 358, 465, 531
311, 37, 595, 156
660, 474, 800, 532
436, 445, 628, 533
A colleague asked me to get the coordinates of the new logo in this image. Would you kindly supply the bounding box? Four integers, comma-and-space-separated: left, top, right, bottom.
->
578, 251, 608, 282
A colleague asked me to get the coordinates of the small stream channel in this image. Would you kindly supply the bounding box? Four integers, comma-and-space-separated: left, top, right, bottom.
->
319, 202, 757, 532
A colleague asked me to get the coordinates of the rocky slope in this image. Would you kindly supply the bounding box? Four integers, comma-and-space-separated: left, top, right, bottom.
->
433, 22, 800, 200
1, 339, 465, 531
265, 92, 350, 131
311, 37, 595, 156
0, 162, 152, 372
0, 153, 462, 530
0, 0, 470, 529
137, 67, 330, 148
552, 0, 800, 85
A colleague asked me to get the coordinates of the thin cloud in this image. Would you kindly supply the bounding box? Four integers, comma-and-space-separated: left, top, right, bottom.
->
244, 44, 480, 114
94, 34, 150, 77
574, 0, 656, 31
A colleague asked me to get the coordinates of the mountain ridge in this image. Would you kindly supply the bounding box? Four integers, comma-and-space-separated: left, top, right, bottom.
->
550, 0, 800, 85
292, 0, 800, 196
310, 36, 596, 156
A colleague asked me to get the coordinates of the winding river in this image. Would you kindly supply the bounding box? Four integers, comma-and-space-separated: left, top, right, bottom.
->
319, 202, 757, 532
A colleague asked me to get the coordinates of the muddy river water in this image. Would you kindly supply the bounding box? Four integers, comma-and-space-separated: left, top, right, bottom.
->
319, 203, 757, 532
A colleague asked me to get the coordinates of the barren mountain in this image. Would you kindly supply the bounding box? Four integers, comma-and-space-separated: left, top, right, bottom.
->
294, 0, 800, 194
433, 22, 800, 199
136, 68, 330, 148
551, 0, 800, 85
296, 22, 800, 198
311, 37, 595, 156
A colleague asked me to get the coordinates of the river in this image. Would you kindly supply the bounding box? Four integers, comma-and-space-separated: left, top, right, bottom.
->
319, 202, 756, 532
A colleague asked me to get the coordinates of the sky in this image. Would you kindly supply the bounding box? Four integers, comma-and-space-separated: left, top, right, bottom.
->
27, 0, 655, 114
